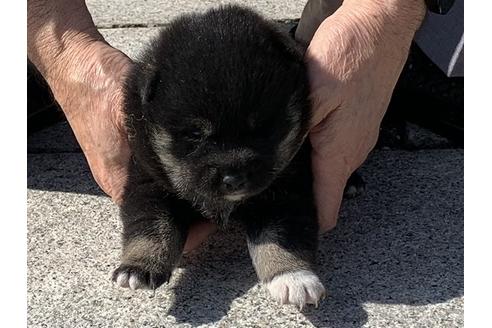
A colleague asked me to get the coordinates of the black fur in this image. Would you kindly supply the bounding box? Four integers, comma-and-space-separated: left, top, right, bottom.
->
113, 5, 321, 298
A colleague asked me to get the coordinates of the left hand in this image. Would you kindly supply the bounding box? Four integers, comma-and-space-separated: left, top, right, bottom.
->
305, 0, 426, 232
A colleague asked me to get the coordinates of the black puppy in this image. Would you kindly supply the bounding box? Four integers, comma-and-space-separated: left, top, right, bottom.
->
113, 5, 326, 308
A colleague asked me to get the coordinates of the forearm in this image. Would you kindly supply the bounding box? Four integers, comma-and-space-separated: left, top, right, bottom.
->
27, 0, 104, 84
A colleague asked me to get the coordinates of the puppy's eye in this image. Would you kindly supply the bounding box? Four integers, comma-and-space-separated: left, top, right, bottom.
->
182, 128, 204, 141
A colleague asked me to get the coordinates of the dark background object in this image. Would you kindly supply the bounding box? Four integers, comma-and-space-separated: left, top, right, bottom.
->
380, 43, 464, 149
27, 61, 65, 135
425, 0, 456, 14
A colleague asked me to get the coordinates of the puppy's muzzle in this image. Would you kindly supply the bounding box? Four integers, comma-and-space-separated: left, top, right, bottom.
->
218, 168, 253, 201
222, 173, 247, 193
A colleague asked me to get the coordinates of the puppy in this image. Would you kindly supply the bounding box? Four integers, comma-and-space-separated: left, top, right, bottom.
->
112, 5, 326, 308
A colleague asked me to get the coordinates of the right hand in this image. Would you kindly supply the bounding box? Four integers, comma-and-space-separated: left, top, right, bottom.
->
44, 41, 133, 204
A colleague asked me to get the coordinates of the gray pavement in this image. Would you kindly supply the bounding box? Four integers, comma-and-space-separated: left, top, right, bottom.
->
87, 0, 305, 27
27, 1, 464, 327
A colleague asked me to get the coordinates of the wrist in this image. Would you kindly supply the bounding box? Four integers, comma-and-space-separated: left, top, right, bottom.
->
308, 0, 426, 76
44, 41, 131, 121
27, 0, 105, 85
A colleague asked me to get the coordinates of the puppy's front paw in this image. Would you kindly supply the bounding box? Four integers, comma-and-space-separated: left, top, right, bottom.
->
112, 264, 171, 290
265, 270, 326, 309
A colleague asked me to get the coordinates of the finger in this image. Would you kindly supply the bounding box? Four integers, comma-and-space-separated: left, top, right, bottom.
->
311, 146, 350, 233
306, 83, 343, 130
183, 221, 218, 253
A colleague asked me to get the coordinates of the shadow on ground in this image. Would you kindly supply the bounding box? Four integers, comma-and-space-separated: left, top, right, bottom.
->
27, 151, 105, 197
166, 227, 259, 326
303, 152, 463, 327
27, 122, 103, 197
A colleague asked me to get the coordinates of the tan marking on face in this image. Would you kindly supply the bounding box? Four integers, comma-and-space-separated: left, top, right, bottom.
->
224, 193, 247, 201
151, 126, 191, 191
151, 126, 173, 151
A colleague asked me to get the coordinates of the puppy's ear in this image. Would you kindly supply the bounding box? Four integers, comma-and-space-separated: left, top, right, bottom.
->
140, 69, 161, 105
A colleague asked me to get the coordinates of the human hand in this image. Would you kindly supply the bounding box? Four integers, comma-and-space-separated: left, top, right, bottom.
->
27, 0, 216, 250
305, 0, 426, 232
44, 42, 133, 204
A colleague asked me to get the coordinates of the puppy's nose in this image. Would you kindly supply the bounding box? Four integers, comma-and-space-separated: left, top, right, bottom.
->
222, 173, 247, 193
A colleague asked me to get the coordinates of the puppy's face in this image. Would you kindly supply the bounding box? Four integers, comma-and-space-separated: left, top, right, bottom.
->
149, 89, 307, 204
129, 7, 310, 213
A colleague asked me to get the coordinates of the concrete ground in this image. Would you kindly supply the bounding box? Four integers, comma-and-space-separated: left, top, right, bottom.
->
27, 1, 464, 327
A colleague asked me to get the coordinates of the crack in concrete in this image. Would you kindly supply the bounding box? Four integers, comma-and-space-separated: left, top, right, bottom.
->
96, 19, 299, 30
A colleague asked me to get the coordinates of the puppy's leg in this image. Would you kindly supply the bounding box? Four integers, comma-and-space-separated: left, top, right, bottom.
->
242, 209, 325, 308
343, 171, 366, 199
112, 179, 190, 290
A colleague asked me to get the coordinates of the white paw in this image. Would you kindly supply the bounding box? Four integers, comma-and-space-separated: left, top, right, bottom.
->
265, 270, 326, 309
115, 271, 145, 290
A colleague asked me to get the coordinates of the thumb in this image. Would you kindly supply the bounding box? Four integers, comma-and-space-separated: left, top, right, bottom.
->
311, 146, 350, 233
